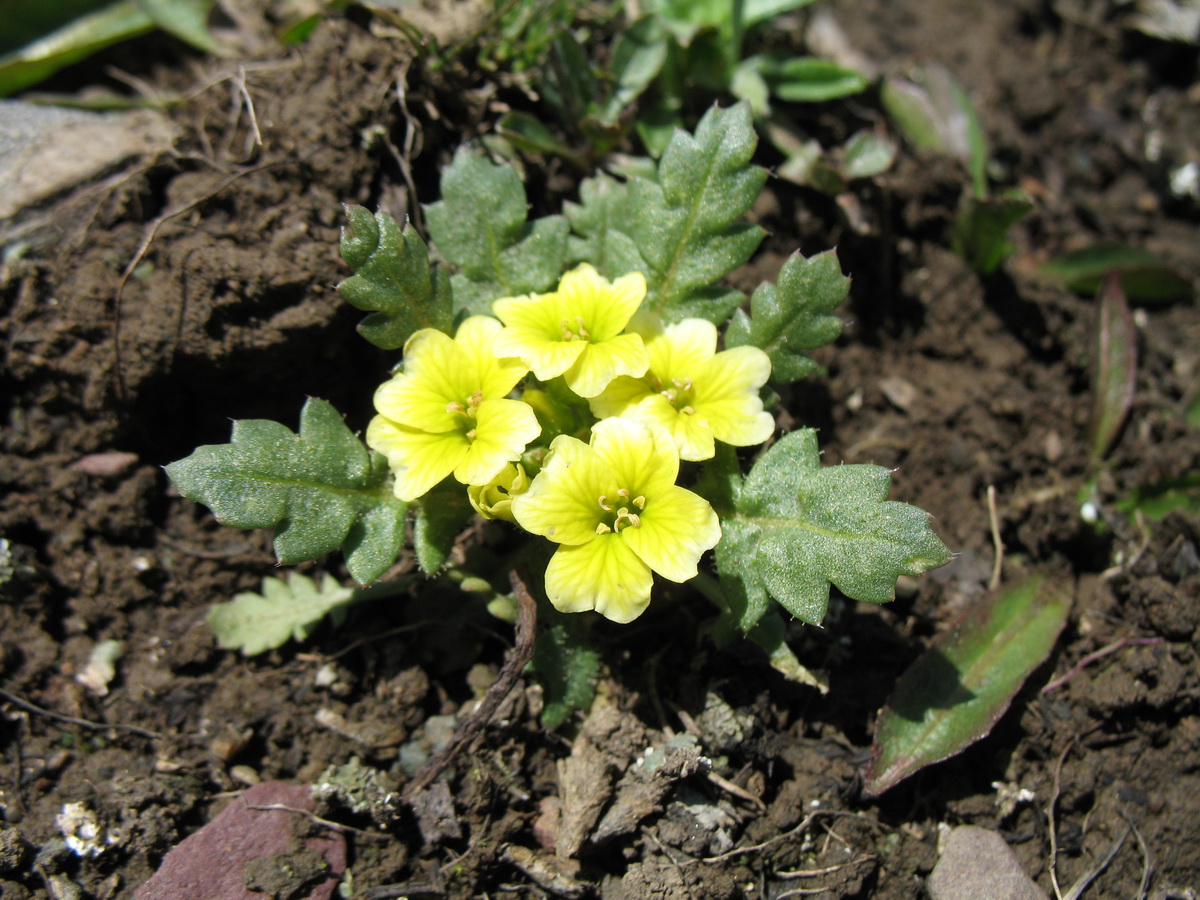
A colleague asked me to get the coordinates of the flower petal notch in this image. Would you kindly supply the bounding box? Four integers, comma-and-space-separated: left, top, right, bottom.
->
512, 417, 721, 624
590, 315, 774, 460
493, 263, 650, 398
367, 316, 541, 501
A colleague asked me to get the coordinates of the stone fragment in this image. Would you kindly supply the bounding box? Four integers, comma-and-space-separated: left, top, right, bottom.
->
927, 825, 1048, 900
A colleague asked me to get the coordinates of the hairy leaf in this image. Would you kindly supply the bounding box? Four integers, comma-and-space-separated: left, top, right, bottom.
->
565, 175, 650, 281
715, 429, 951, 629
426, 146, 568, 315
165, 398, 407, 584
209, 573, 355, 656
532, 623, 600, 729
338, 206, 452, 350
726, 249, 846, 382
626, 102, 767, 322
413, 479, 475, 575
756, 54, 870, 102
865, 575, 1071, 795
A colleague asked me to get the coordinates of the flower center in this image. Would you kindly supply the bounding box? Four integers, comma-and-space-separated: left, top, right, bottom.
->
594, 487, 646, 534
655, 375, 697, 416
446, 389, 485, 440
560, 317, 592, 342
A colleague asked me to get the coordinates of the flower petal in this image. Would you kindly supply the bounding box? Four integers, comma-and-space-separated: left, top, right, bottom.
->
511, 435, 615, 545
588, 416, 679, 498
454, 398, 541, 486
544, 537, 655, 623
366, 416, 467, 501
651, 317, 718, 380
492, 293, 589, 382
563, 332, 648, 398
374, 329, 472, 433
695, 346, 775, 447
454, 315, 529, 397
622, 484, 720, 582
587, 374, 655, 420
558, 265, 647, 340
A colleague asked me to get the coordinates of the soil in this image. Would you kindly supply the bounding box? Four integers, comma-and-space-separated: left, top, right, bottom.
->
2, 1, 1198, 898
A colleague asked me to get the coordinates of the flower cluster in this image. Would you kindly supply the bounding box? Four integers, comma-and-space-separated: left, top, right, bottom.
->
367, 263, 774, 623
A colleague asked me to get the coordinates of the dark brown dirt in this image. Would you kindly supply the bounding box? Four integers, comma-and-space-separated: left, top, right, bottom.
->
2, 1, 1198, 898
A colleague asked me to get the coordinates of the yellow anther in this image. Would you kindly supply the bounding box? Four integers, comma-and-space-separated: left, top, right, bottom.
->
598, 495, 613, 512
446, 401, 467, 414
672, 377, 694, 391
627, 513, 641, 528
595, 522, 612, 535
465, 428, 477, 440
616, 488, 630, 500
681, 405, 696, 415
468, 389, 484, 408
633, 495, 646, 509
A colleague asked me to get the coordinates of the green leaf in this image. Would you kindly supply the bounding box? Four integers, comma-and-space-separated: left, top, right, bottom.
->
757, 54, 870, 103
338, 206, 452, 350
627, 102, 767, 322
165, 398, 407, 585
541, 29, 597, 125
715, 429, 951, 627
0, 1, 154, 98
133, 0, 229, 55
565, 175, 652, 281
741, 0, 821, 27
601, 15, 669, 124
841, 131, 896, 180
208, 573, 356, 656
1116, 473, 1200, 521
881, 66, 988, 195
747, 610, 828, 693
864, 575, 1071, 795
426, 146, 568, 315
1037, 244, 1193, 303
726, 249, 847, 382
532, 623, 601, 729
1089, 272, 1138, 463
496, 111, 576, 159
951, 190, 1033, 274
413, 479, 474, 575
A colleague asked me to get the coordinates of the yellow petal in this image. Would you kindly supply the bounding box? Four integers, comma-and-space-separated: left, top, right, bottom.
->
622, 484, 721, 582
563, 332, 648, 398
587, 374, 655, 420
589, 416, 678, 497
544, 537, 655, 623
374, 329, 472, 433
454, 398, 541, 486
558, 264, 647, 340
650, 317, 718, 380
511, 435, 615, 545
695, 346, 775, 447
366, 416, 467, 502
493, 293, 589, 382
454, 315, 529, 397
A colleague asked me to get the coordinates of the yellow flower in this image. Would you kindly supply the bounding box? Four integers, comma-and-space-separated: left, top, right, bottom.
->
493, 263, 649, 398
589, 315, 774, 461
511, 417, 720, 624
467, 463, 529, 522
367, 316, 541, 502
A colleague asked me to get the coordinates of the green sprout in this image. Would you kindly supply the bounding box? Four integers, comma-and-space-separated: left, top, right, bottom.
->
166, 102, 951, 718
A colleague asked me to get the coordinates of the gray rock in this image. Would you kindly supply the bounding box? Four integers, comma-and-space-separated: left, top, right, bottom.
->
927, 825, 1049, 900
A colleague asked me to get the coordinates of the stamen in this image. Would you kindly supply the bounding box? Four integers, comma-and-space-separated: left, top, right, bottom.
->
632, 495, 646, 509
616, 488, 630, 500
575, 317, 591, 340
681, 405, 696, 415
662, 388, 677, 403
598, 495, 613, 512
596, 523, 612, 535
446, 401, 467, 414
465, 428, 477, 440
468, 390, 484, 408
627, 513, 641, 528
672, 377, 694, 391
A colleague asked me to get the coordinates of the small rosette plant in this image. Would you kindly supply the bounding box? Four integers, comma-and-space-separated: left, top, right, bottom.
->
167, 103, 950, 697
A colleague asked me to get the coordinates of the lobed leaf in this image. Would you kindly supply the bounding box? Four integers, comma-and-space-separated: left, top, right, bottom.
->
715, 429, 951, 629
565, 175, 651, 280
338, 206, 452, 350
165, 398, 407, 584
864, 575, 1071, 795
726, 249, 847, 382
626, 102, 767, 323
208, 573, 355, 656
426, 146, 568, 315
